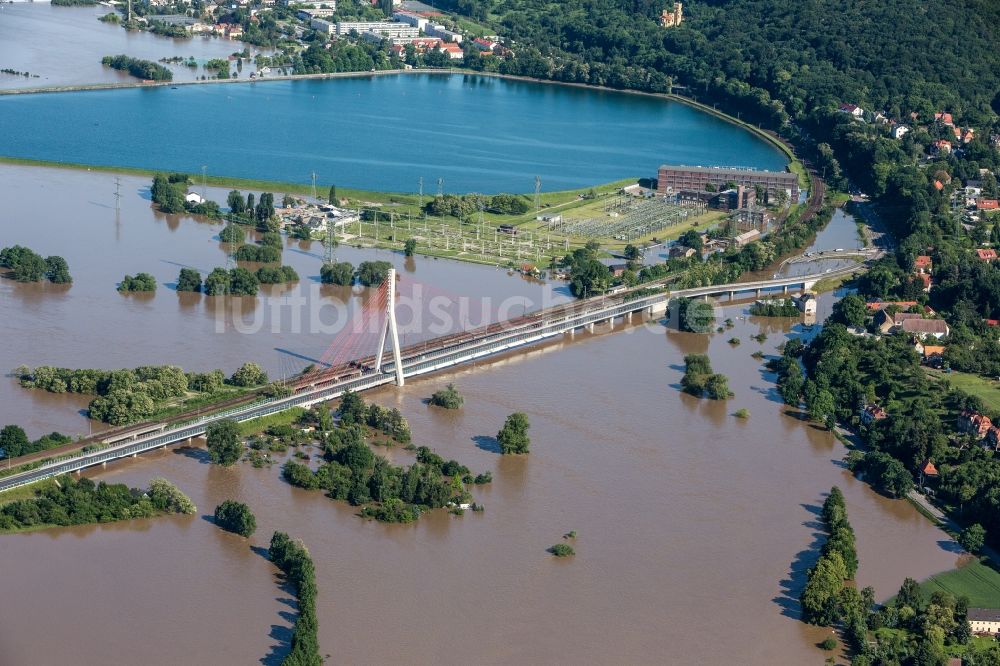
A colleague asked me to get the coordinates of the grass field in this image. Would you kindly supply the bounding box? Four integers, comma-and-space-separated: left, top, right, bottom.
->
237, 407, 307, 437
0, 478, 56, 506
919, 559, 1000, 607
927, 369, 1000, 414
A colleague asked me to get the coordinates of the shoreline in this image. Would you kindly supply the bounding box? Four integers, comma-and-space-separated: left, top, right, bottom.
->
0, 68, 800, 175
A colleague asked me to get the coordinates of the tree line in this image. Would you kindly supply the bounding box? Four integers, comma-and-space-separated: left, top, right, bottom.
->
101, 54, 172, 81
0, 245, 71, 284
0, 476, 195, 532
269, 532, 322, 666
16, 362, 268, 426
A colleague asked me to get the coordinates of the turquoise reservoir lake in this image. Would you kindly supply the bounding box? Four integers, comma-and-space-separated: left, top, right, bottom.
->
0, 74, 788, 193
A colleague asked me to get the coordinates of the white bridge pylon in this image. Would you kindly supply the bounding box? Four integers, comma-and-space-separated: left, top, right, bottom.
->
374, 268, 405, 386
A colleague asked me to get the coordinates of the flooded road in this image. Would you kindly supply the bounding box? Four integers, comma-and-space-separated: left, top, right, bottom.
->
0, 167, 960, 664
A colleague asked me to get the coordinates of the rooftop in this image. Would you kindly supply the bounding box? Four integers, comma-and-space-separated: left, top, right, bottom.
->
968, 608, 1000, 622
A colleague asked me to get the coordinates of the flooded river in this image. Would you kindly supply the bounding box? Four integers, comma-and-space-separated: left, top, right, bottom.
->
0, 3, 260, 89
0, 164, 961, 664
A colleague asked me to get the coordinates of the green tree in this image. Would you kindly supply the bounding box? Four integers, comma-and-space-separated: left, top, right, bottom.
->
44, 256, 72, 284
214, 499, 257, 537
833, 293, 867, 327
227, 190, 246, 216
497, 412, 530, 454
958, 523, 986, 553
356, 260, 392, 287
219, 224, 245, 244
203, 268, 231, 296
807, 388, 837, 428
0, 425, 30, 459
205, 419, 243, 466
176, 268, 202, 293
228, 267, 259, 296
705, 374, 731, 400
229, 362, 267, 387
623, 244, 641, 261
320, 261, 354, 286
328, 184, 337, 202
430, 383, 463, 409
404, 238, 417, 257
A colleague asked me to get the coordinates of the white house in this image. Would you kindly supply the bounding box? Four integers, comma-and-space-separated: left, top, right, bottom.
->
891, 124, 910, 139
969, 608, 1000, 635
185, 192, 205, 205
838, 103, 864, 119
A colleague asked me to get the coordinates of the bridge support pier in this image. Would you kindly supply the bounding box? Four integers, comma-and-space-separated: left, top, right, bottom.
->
783, 285, 788, 294
608, 317, 614, 330
755, 288, 761, 298
587, 322, 595, 333
102, 462, 107, 468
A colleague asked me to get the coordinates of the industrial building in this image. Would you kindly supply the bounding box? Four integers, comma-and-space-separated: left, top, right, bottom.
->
656, 164, 799, 204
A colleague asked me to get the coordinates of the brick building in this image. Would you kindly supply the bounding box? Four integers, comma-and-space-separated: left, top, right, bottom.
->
657, 165, 799, 204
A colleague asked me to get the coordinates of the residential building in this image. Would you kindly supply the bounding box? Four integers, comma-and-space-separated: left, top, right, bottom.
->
958, 410, 993, 438
866, 300, 918, 312
311, 18, 334, 34
876, 310, 922, 334
656, 165, 799, 203
935, 112, 955, 126
424, 23, 463, 43
392, 11, 428, 31
796, 292, 817, 315
335, 21, 418, 38
660, 2, 683, 27
838, 103, 864, 118
921, 344, 945, 361
891, 124, 910, 139
915, 272, 931, 292
978, 199, 999, 211
901, 318, 949, 339
933, 139, 953, 155
185, 192, 205, 205
977, 249, 998, 262
711, 185, 756, 211
298, 7, 334, 19
914, 255, 932, 273
859, 404, 887, 426
919, 459, 939, 483
436, 42, 464, 59
968, 608, 1000, 635
669, 245, 697, 259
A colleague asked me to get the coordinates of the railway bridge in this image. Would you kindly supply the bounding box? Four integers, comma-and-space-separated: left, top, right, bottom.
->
0, 261, 861, 492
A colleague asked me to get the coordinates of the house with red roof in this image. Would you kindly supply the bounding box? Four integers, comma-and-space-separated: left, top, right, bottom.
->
915, 272, 932, 292
978, 199, 999, 211
933, 139, 953, 155
935, 112, 955, 126
914, 255, 933, 273
838, 103, 864, 118
977, 249, 998, 262
859, 404, 887, 426
959, 409, 994, 438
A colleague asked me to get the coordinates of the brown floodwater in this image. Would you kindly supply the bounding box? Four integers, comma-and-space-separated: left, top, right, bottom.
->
0, 4, 263, 90
0, 165, 962, 664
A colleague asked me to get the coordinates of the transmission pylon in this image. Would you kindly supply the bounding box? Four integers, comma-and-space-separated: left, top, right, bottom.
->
113, 177, 122, 212
437, 177, 444, 197
534, 175, 541, 211
201, 165, 207, 201
310, 172, 317, 200
374, 268, 405, 386
418, 176, 424, 211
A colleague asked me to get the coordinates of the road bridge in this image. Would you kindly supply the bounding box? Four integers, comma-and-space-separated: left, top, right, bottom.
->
0, 261, 863, 492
